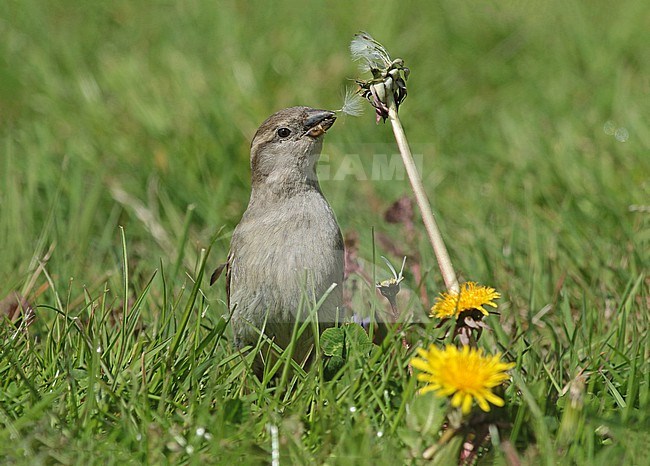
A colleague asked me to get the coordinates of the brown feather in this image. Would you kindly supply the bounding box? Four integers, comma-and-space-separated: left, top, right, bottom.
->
209, 262, 226, 285
209, 255, 232, 307
225, 252, 232, 307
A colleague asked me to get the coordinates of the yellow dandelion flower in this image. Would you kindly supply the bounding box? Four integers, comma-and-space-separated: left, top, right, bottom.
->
430, 282, 500, 319
411, 345, 515, 414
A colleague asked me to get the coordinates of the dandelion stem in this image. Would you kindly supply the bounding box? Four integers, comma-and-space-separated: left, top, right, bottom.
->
422, 426, 458, 460
386, 97, 459, 293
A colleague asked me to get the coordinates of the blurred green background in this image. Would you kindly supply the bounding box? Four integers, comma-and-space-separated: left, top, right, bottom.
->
2, 0, 648, 302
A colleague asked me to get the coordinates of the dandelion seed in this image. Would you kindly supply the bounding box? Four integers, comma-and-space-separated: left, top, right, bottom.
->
411, 345, 515, 414
338, 87, 364, 117
349, 406, 357, 413
377, 431, 384, 438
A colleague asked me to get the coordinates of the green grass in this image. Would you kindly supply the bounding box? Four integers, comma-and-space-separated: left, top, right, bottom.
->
1, 0, 648, 464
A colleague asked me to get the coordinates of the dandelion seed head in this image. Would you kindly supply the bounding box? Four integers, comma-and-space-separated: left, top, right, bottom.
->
350, 32, 391, 70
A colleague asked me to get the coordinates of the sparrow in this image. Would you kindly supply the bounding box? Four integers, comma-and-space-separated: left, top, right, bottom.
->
211, 106, 344, 377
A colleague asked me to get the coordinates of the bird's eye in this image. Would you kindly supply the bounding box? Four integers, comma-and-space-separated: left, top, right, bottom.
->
277, 127, 292, 138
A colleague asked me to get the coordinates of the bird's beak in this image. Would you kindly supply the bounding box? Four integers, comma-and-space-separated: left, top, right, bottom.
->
303, 110, 336, 138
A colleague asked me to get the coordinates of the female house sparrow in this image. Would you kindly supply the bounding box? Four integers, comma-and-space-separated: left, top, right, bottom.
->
212, 107, 344, 376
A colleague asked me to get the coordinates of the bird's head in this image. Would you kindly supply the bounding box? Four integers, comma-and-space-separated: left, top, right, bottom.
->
249, 106, 336, 189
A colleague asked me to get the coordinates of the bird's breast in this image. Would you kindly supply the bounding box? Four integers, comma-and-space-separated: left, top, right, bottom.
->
230, 191, 343, 308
